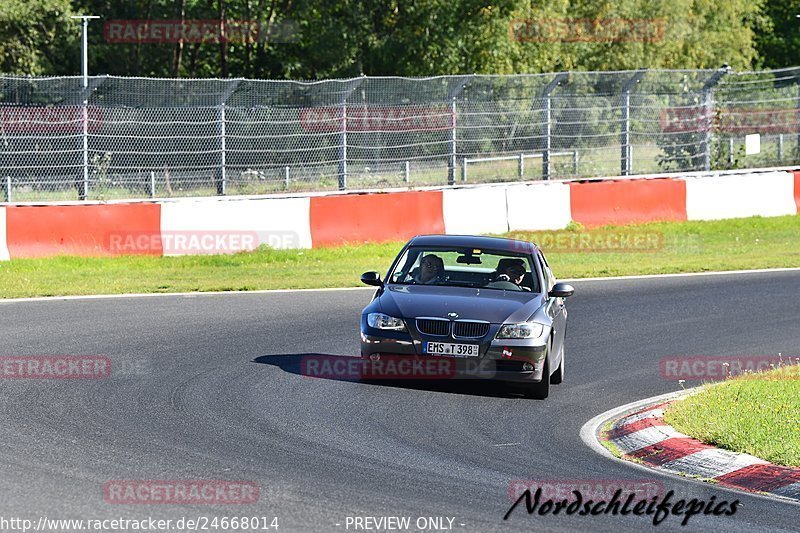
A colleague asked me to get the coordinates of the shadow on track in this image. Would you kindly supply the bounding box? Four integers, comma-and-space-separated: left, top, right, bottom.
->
253, 353, 526, 399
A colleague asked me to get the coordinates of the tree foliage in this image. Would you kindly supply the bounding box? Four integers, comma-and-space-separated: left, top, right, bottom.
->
0, 0, 76, 75
0, 0, 789, 78
754, 0, 800, 69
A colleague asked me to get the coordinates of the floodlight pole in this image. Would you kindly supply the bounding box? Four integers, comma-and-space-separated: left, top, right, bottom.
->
337, 77, 365, 191
542, 73, 567, 180
71, 15, 100, 201
446, 75, 473, 185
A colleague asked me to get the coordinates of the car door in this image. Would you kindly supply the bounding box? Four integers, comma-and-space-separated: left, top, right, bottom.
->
539, 250, 567, 364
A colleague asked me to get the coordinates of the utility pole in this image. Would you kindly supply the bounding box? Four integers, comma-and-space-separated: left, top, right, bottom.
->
71, 15, 100, 200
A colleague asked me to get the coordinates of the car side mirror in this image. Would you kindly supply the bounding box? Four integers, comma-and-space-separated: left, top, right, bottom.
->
549, 282, 574, 298
361, 271, 383, 287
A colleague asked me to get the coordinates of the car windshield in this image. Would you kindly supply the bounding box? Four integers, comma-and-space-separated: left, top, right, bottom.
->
388, 246, 539, 292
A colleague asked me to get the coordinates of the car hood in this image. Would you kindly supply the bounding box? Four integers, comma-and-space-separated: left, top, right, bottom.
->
378, 284, 544, 324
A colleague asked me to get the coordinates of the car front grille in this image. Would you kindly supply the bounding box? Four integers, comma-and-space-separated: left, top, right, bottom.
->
453, 321, 490, 339
416, 319, 490, 338
416, 319, 450, 336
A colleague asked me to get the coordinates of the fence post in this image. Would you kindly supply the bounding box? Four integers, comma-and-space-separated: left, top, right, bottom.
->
284, 166, 290, 189
518, 153, 524, 179
778, 133, 783, 162
620, 70, 646, 176
3, 176, 10, 203
337, 77, 366, 191
404, 161, 410, 183
338, 101, 347, 190
702, 65, 730, 171
219, 103, 227, 195
216, 79, 242, 196
149, 171, 155, 198
796, 78, 800, 160
446, 75, 473, 186
542, 73, 566, 181
81, 103, 89, 200
74, 75, 107, 201
728, 137, 734, 166
448, 97, 457, 186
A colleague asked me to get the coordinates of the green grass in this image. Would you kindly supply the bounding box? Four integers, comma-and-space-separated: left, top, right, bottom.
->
664, 363, 800, 468
0, 214, 799, 298
512, 215, 800, 278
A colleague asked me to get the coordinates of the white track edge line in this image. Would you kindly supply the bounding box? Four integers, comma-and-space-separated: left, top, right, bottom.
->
579, 388, 800, 507
1, 266, 799, 304
0, 286, 375, 304
562, 266, 800, 283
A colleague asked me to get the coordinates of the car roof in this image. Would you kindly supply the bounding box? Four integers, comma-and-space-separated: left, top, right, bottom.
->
407, 234, 538, 254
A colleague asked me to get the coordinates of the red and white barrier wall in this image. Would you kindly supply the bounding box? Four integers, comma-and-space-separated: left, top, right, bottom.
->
160, 196, 313, 253
0, 207, 9, 261
685, 171, 796, 220
310, 190, 444, 247
4, 203, 161, 258
0, 168, 798, 259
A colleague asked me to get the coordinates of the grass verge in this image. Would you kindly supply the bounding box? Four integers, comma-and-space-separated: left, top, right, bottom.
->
664, 362, 800, 468
0, 214, 799, 298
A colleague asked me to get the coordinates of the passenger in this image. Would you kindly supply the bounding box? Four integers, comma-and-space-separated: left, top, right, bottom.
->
414, 254, 445, 284
494, 258, 530, 290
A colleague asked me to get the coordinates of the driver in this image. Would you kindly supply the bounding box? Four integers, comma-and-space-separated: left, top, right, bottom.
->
495, 258, 530, 291
414, 254, 445, 284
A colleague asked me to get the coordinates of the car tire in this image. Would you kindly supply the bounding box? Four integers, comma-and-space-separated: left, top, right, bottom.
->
550, 344, 564, 385
520, 345, 550, 399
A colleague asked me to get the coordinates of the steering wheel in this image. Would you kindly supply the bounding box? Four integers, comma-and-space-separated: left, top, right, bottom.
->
485, 280, 523, 291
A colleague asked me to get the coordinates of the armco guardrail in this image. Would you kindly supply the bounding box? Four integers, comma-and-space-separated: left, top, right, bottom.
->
2, 68, 800, 202
0, 168, 798, 260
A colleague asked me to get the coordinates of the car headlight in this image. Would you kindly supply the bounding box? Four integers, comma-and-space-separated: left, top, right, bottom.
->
495, 323, 544, 339
367, 312, 407, 331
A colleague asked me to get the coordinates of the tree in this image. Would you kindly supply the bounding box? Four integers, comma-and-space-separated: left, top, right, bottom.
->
2, 0, 774, 78
0, 0, 76, 75
754, 0, 800, 69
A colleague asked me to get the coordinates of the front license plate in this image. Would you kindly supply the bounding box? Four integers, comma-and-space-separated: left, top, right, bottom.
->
424, 342, 479, 357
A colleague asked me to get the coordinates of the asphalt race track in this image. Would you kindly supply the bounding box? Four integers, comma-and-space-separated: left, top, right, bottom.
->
1, 271, 799, 532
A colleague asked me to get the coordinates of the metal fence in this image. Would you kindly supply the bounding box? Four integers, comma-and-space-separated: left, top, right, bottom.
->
1, 67, 799, 202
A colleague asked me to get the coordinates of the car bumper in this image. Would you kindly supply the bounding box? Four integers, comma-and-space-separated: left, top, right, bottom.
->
360, 329, 548, 382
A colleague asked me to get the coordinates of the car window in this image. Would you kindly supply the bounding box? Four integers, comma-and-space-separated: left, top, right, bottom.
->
538, 251, 555, 291
388, 246, 540, 292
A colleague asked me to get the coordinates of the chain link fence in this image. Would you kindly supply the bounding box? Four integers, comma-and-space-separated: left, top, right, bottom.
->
1, 68, 799, 202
